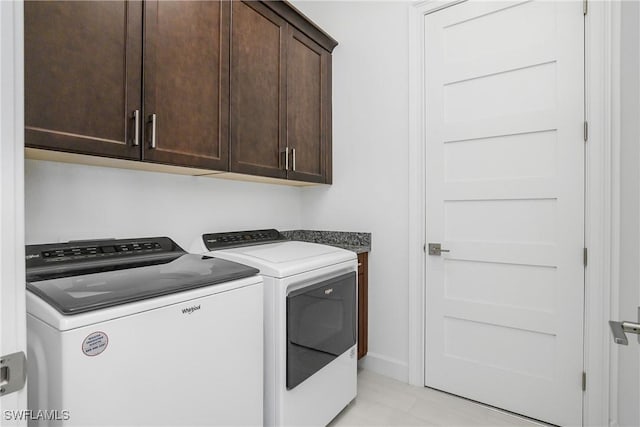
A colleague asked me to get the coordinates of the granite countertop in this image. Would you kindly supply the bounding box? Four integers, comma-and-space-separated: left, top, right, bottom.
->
281, 230, 371, 254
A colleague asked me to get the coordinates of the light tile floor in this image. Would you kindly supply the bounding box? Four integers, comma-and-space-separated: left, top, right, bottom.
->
330, 369, 548, 427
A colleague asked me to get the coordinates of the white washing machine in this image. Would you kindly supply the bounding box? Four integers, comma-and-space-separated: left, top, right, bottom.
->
26, 237, 264, 426
192, 229, 358, 427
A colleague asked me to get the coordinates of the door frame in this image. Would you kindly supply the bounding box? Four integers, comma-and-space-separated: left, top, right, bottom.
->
407, 1, 621, 426
0, 0, 27, 419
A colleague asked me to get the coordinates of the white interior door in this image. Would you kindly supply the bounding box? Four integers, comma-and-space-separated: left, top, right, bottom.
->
616, 1, 640, 424
424, 1, 584, 425
1, 0, 27, 422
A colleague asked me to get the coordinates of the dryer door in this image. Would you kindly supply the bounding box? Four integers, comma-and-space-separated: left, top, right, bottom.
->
286, 272, 356, 389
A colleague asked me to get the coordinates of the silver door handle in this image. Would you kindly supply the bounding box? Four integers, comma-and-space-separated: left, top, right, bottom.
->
428, 243, 450, 256
0, 351, 26, 396
148, 113, 157, 149
609, 307, 640, 345
130, 110, 140, 146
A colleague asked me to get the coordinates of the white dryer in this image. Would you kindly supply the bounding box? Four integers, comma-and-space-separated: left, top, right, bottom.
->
192, 229, 358, 427
26, 237, 263, 426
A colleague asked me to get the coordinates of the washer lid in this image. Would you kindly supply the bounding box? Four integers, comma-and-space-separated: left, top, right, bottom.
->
210, 241, 356, 278
27, 254, 259, 315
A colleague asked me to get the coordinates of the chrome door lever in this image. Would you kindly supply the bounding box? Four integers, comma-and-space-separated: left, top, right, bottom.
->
0, 352, 26, 396
609, 307, 640, 345
428, 243, 450, 256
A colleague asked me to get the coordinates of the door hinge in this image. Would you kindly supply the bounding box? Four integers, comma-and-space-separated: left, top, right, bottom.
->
583, 0, 588, 16
582, 371, 587, 391
583, 248, 588, 266
423, 243, 426, 253
584, 121, 588, 142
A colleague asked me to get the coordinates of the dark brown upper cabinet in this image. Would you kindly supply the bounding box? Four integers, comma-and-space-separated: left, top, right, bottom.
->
143, 1, 230, 170
25, 1, 142, 160
286, 26, 331, 184
230, 1, 337, 184
230, 1, 287, 180
25, 1, 337, 184
25, 1, 230, 171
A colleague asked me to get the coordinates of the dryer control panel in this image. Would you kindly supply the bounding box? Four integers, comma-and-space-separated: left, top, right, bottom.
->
203, 229, 284, 250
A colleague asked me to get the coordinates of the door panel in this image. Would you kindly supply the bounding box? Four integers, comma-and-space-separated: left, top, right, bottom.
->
230, 1, 287, 179
424, 2, 584, 425
286, 27, 327, 183
143, 1, 230, 170
24, 1, 141, 159
617, 2, 640, 424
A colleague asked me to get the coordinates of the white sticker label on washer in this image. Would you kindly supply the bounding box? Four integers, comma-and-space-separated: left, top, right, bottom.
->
82, 331, 109, 357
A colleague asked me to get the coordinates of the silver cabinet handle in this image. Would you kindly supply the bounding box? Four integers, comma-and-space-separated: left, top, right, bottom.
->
130, 110, 140, 146
428, 243, 450, 256
148, 113, 157, 149
281, 147, 289, 170
609, 307, 640, 345
291, 147, 296, 171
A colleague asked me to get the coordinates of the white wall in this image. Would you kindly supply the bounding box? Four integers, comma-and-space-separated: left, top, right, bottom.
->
25, 160, 302, 250
617, 1, 640, 425
293, 1, 411, 381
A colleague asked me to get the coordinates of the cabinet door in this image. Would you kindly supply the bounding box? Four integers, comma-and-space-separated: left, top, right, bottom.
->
286, 27, 330, 184
230, 1, 287, 179
25, 1, 142, 159
143, 1, 230, 170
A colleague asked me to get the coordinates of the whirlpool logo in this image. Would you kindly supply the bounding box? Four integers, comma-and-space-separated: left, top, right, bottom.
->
181, 304, 201, 315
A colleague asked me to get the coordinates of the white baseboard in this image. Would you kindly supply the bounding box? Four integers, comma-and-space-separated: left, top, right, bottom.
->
358, 352, 409, 383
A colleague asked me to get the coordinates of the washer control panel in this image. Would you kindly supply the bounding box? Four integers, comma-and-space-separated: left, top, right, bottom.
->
26, 237, 180, 266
